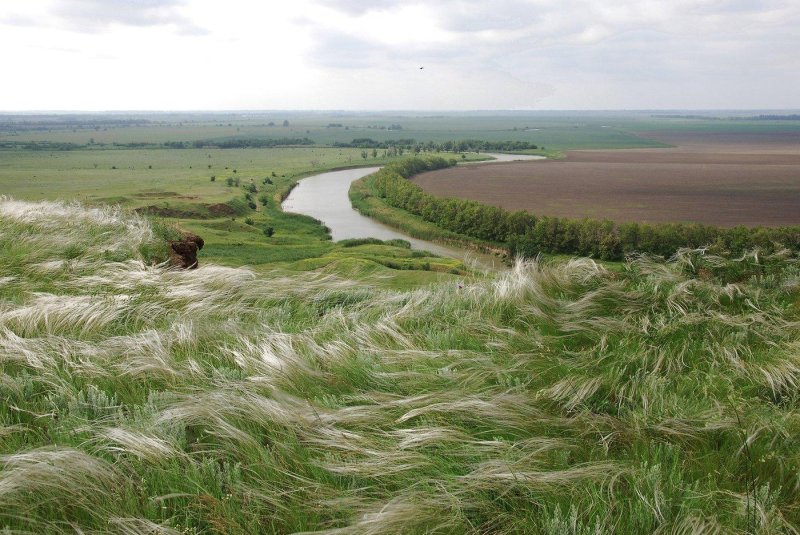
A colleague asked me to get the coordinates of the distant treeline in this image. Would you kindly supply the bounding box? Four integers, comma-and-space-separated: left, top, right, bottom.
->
334, 138, 538, 152
0, 116, 150, 133
0, 138, 315, 151
653, 114, 800, 121
0, 141, 81, 151
188, 137, 315, 149
370, 157, 800, 260
748, 114, 800, 121
334, 138, 417, 149
652, 114, 721, 120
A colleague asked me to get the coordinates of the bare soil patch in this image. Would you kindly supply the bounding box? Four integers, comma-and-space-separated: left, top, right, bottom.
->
413, 135, 800, 227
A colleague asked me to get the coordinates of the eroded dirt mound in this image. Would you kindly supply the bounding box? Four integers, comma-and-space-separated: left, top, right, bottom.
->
136, 202, 236, 219
207, 203, 237, 216
168, 233, 204, 269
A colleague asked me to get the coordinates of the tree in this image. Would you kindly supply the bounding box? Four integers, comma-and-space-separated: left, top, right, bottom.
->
282, 120, 290, 127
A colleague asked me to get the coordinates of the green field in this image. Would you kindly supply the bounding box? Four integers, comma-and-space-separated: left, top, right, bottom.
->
0, 141, 474, 288
2, 112, 800, 532
1, 111, 680, 151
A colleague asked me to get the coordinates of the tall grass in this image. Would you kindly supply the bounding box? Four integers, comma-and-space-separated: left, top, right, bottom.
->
1, 198, 800, 533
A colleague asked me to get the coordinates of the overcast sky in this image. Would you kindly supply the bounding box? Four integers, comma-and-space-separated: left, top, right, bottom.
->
1, 0, 798, 111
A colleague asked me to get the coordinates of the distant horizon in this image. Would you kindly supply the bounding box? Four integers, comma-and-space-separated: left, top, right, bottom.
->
2, 108, 799, 115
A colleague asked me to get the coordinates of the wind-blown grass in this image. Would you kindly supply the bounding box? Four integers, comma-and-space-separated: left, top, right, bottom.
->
1, 198, 800, 533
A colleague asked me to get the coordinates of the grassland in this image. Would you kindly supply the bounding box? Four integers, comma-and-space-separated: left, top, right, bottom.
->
0, 111, 678, 151
2, 198, 800, 533
0, 143, 473, 289
3, 112, 800, 532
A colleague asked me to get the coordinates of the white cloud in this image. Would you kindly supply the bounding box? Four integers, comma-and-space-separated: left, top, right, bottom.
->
0, 0, 798, 110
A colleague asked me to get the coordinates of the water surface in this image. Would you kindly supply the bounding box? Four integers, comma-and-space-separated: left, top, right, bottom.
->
281, 154, 543, 268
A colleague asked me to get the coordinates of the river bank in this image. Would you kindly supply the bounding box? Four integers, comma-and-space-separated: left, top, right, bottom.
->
281, 154, 544, 269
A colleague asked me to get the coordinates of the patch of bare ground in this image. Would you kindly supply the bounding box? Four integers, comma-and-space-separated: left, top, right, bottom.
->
413, 134, 800, 227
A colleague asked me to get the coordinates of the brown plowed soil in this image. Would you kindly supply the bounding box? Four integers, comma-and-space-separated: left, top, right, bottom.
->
413, 132, 800, 227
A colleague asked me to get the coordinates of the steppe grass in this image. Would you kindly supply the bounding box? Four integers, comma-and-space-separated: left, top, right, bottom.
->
2, 198, 800, 533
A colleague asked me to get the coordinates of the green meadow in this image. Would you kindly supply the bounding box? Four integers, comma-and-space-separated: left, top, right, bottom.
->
1, 111, 676, 152
0, 143, 475, 287
2, 112, 800, 533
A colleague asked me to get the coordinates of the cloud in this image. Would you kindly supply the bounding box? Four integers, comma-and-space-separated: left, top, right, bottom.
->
50, 0, 207, 34
1, 0, 798, 109
302, 1, 800, 76
289, 0, 800, 108
316, 0, 403, 15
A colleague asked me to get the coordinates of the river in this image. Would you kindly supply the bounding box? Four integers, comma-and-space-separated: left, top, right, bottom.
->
281, 153, 545, 268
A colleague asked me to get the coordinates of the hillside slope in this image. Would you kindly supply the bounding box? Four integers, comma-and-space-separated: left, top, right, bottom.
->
1, 198, 800, 533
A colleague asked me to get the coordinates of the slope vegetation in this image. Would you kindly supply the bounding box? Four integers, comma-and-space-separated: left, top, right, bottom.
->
1, 198, 800, 533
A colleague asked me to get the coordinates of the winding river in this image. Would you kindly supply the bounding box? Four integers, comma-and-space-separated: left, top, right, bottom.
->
281, 154, 545, 268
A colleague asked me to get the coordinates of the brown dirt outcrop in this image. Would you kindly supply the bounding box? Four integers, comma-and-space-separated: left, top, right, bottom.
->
168, 233, 204, 269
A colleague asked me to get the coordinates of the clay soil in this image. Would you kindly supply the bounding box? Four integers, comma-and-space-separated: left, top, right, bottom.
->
413, 132, 800, 227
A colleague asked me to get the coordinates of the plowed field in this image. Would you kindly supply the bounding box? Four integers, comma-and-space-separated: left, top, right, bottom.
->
413, 132, 800, 227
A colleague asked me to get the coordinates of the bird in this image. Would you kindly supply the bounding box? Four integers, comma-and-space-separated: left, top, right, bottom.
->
419, 66, 424, 70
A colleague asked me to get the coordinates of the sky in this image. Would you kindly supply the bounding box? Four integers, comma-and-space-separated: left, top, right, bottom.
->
1, 0, 798, 111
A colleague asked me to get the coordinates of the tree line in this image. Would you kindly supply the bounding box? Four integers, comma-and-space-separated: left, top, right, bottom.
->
334, 138, 539, 153
0, 141, 81, 151
369, 157, 800, 260
190, 138, 314, 149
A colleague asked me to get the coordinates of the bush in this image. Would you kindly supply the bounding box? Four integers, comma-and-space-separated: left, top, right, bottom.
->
340, 238, 384, 247
263, 226, 274, 237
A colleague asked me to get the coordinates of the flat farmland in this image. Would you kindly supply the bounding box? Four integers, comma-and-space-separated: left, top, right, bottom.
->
413, 132, 800, 227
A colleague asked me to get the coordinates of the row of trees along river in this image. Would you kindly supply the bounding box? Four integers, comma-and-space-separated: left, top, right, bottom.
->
368, 157, 800, 260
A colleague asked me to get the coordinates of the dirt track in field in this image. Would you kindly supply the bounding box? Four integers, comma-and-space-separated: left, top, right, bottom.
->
412, 132, 800, 227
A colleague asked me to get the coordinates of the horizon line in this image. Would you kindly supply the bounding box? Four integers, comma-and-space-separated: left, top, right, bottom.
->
2, 108, 800, 115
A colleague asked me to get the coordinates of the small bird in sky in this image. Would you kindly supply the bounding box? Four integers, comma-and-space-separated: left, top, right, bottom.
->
419, 66, 424, 70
